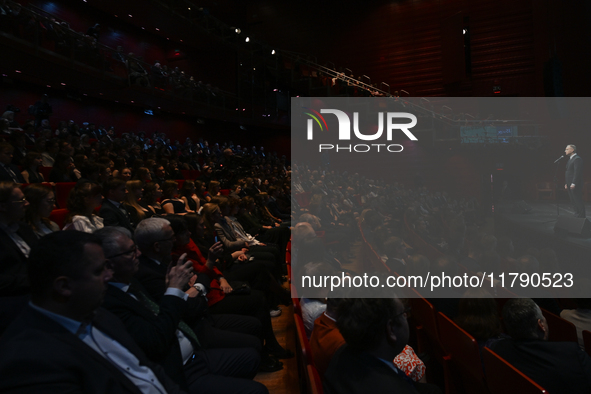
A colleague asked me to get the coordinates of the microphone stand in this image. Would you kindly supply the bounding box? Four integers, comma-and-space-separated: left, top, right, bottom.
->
553, 163, 560, 216
552, 155, 564, 217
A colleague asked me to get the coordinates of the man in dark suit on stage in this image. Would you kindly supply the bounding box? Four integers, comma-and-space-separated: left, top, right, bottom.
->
492, 298, 591, 393
323, 290, 441, 394
0, 230, 185, 393
565, 144, 586, 218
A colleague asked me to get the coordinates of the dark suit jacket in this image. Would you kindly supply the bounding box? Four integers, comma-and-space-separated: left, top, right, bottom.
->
99, 199, 134, 233
565, 155, 584, 185
0, 163, 25, 183
324, 345, 441, 394
136, 254, 210, 326
103, 280, 192, 391
491, 338, 591, 394
0, 222, 38, 296
0, 306, 184, 394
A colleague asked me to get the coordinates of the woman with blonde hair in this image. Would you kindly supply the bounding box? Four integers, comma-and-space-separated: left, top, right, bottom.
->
63, 182, 104, 232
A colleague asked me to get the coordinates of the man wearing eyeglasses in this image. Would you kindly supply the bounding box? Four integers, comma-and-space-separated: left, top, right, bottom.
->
97, 226, 267, 394
0, 230, 185, 393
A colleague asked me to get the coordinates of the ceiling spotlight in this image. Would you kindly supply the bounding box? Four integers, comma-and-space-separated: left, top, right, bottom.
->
245, 37, 250, 42
60, 83, 66, 86
271, 49, 275, 55
188, 7, 191, 10
235, 28, 241, 34
128, 14, 132, 18
155, 28, 159, 31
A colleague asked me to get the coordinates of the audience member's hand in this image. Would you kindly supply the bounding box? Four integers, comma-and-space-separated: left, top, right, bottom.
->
208, 242, 224, 259
237, 254, 248, 262
219, 278, 232, 294
167, 253, 193, 290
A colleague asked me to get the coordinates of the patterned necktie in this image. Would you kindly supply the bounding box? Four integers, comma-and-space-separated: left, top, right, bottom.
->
128, 284, 201, 347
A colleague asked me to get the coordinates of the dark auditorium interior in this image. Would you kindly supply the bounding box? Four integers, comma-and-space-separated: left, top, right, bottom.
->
2, 0, 591, 393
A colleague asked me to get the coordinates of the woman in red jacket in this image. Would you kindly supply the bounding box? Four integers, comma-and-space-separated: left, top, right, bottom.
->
168, 215, 294, 361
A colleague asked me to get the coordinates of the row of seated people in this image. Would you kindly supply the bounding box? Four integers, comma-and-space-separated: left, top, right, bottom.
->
0, 0, 225, 99
1, 127, 286, 184
300, 284, 591, 393
291, 164, 591, 393
0, 177, 300, 393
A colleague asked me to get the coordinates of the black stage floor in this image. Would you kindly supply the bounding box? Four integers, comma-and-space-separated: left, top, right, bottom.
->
496, 200, 591, 275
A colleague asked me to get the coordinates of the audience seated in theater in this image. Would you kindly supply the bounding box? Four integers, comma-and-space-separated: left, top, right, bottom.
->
560, 278, 591, 348
99, 178, 134, 233
0, 231, 185, 394
0, 142, 25, 183
179, 214, 290, 316
491, 298, 591, 394
133, 217, 292, 370
23, 184, 59, 237
96, 226, 268, 394
63, 182, 104, 233
324, 290, 441, 394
